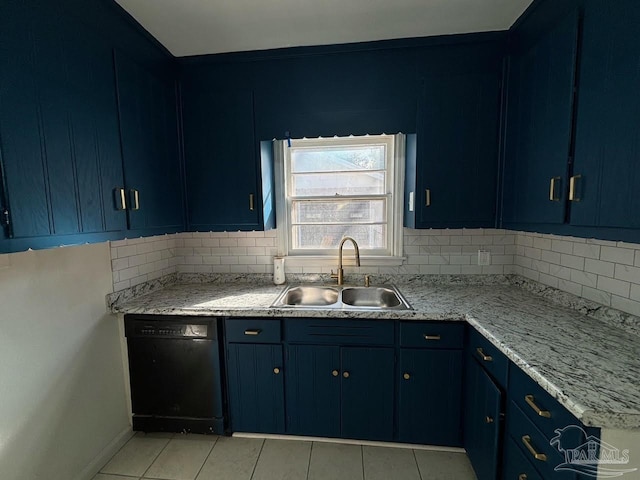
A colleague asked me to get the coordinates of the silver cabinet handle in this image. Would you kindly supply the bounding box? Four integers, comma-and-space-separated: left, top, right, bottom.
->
425, 189, 431, 207
130, 189, 140, 210
549, 176, 561, 201
423, 334, 441, 341
115, 187, 127, 210
249, 193, 255, 211
244, 329, 261, 336
569, 175, 581, 201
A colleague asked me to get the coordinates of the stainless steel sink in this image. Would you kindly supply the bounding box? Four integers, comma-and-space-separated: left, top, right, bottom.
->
271, 284, 412, 310
278, 286, 339, 306
341, 287, 402, 308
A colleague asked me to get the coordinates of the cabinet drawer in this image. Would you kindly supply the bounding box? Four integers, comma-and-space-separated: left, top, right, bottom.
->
225, 318, 281, 343
399, 321, 464, 349
509, 366, 583, 444
503, 436, 544, 480
507, 402, 578, 480
468, 328, 509, 388
285, 319, 394, 345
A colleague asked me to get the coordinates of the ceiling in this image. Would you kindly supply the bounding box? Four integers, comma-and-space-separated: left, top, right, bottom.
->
115, 0, 534, 57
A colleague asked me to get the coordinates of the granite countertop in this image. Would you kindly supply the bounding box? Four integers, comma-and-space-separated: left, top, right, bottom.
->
111, 276, 640, 430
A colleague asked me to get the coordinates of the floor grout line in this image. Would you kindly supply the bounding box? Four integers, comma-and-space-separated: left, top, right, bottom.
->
248, 437, 266, 480
306, 441, 314, 480
139, 434, 174, 479
361, 444, 365, 480
412, 449, 423, 480
192, 435, 219, 480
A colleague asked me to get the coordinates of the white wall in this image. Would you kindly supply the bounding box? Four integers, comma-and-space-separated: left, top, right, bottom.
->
0, 243, 130, 480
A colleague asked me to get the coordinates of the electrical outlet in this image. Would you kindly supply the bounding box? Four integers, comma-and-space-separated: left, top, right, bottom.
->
478, 250, 491, 266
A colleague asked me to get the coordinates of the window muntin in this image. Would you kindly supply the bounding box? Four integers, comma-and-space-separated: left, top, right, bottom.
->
284, 135, 395, 255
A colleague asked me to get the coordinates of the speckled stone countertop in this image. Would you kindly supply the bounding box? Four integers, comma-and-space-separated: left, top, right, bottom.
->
111, 275, 640, 430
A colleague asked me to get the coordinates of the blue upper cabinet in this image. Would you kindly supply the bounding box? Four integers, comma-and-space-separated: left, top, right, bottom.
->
0, 0, 180, 252
412, 69, 502, 228
570, 0, 640, 229
502, 11, 579, 226
181, 87, 264, 231
114, 51, 184, 232
0, 1, 127, 242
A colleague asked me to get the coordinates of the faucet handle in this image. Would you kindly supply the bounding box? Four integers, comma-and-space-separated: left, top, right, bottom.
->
330, 270, 338, 279
364, 275, 370, 287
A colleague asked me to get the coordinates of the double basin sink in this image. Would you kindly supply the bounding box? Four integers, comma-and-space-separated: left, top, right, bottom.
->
271, 284, 412, 310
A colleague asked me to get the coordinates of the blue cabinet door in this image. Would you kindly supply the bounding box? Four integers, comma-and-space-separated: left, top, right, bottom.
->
570, 0, 640, 228
226, 343, 285, 434
398, 348, 463, 446
340, 347, 394, 441
182, 89, 261, 231
464, 357, 502, 480
285, 345, 341, 437
415, 71, 501, 228
0, 1, 127, 239
502, 12, 579, 225
114, 51, 184, 231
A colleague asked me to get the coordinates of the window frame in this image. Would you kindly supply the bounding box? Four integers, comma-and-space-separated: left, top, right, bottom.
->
274, 134, 406, 267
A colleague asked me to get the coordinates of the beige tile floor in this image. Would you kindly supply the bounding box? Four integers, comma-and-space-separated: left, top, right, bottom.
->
95, 432, 477, 480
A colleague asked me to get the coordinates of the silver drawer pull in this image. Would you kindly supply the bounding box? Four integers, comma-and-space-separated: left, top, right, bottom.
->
244, 329, 262, 336
423, 334, 441, 341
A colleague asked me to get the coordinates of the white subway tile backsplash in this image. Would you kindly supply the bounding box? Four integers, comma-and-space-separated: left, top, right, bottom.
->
636, 250, 640, 267
541, 250, 561, 265
572, 243, 600, 259
584, 258, 615, 277
611, 295, 640, 317
570, 270, 598, 288
532, 237, 552, 250
116, 245, 137, 258
597, 276, 631, 298
549, 264, 571, 280
560, 254, 585, 271
558, 279, 582, 297
614, 264, 640, 284
538, 273, 559, 288
582, 286, 612, 306
440, 265, 462, 274
551, 240, 573, 255
601, 246, 635, 266
631, 284, 640, 302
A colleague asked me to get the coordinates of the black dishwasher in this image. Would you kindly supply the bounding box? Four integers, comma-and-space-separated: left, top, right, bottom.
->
124, 315, 225, 434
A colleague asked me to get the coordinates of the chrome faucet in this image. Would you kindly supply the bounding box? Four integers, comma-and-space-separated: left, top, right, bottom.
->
331, 237, 360, 286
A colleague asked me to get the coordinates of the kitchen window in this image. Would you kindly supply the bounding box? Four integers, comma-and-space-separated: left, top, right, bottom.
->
275, 134, 405, 265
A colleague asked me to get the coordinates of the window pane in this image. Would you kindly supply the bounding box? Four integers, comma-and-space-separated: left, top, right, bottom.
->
293, 199, 385, 224
292, 171, 385, 196
292, 224, 386, 250
291, 145, 386, 173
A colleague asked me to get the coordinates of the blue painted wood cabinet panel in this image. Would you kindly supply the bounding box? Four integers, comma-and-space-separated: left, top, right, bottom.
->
398, 348, 463, 446
0, 1, 127, 240
570, 0, 640, 229
502, 11, 579, 226
114, 51, 184, 231
412, 70, 502, 228
464, 355, 503, 480
226, 343, 285, 434
181, 88, 263, 231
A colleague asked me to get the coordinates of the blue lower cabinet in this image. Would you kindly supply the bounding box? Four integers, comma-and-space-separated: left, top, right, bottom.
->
226, 343, 285, 433
285, 345, 341, 437
340, 347, 395, 441
398, 348, 463, 446
464, 357, 503, 480
503, 435, 544, 480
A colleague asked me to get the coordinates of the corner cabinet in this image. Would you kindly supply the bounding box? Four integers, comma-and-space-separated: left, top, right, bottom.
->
502, 10, 579, 226
569, 0, 640, 229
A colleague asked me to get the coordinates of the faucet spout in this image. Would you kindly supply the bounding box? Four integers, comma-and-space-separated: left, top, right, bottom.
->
331, 236, 360, 285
